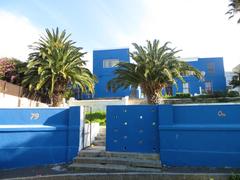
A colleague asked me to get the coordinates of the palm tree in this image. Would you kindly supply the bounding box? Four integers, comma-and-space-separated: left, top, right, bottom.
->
226, 0, 240, 23
23, 28, 96, 106
230, 64, 240, 88
107, 40, 202, 104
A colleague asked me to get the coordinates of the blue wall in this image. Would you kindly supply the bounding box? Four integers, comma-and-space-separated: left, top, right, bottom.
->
93, 48, 131, 98
159, 104, 240, 167
173, 57, 226, 95
0, 106, 81, 170
107, 104, 240, 167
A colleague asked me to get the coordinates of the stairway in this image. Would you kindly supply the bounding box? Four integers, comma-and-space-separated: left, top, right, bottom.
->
92, 126, 106, 146
69, 146, 162, 173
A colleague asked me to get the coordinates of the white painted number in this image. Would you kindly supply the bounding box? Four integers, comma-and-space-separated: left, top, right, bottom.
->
218, 111, 226, 117
31, 113, 40, 120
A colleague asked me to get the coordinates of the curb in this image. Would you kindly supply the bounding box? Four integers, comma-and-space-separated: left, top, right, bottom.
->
4, 172, 239, 180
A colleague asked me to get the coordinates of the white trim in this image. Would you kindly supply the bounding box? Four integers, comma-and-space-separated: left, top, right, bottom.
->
178, 57, 198, 62
173, 103, 240, 106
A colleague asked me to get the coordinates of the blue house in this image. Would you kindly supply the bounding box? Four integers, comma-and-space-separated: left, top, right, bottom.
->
93, 48, 132, 98
93, 49, 226, 98
170, 57, 227, 95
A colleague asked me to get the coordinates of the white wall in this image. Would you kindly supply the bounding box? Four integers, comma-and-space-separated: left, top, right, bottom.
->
68, 96, 129, 112
0, 93, 48, 107
233, 87, 240, 93
82, 123, 100, 148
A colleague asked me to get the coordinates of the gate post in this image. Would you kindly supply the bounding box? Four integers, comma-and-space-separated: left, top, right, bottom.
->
67, 106, 82, 161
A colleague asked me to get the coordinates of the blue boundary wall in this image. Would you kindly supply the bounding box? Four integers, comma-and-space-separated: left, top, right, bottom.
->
0, 106, 82, 170
159, 103, 240, 167
107, 104, 240, 167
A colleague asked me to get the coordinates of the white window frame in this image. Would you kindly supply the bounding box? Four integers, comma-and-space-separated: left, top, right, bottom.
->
183, 83, 189, 93
205, 81, 212, 93
103, 59, 119, 68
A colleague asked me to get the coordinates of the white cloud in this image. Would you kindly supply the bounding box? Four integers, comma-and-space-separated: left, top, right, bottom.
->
0, 10, 40, 61
114, 0, 240, 71
0, 10, 93, 71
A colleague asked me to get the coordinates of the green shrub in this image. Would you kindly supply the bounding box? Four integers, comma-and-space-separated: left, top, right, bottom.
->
227, 91, 240, 97
195, 91, 227, 98
196, 91, 239, 98
175, 93, 191, 98
163, 94, 175, 99
229, 174, 240, 180
0, 57, 26, 84
85, 111, 106, 126
212, 91, 227, 98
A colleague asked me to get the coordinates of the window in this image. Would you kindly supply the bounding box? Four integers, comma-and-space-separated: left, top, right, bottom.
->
183, 83, 189, 93
207, 63, 215, 74
130, 88, 137, 98
205, 81, 212, 94
103, 59, 119, 68
165, 85, 173, 96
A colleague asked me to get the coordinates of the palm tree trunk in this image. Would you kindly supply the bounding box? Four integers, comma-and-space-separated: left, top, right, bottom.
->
145, 88, 163, 104
51, 81, 66, 107
51, 93, 63, 107
146, 92, 163, 104
142, 84, 163, 104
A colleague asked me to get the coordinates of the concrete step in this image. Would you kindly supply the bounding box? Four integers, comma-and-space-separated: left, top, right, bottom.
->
96, 133, 105, 137
69, 163, 162, 173
92, 140, 105, 146
93, 139, 105, 143
99, 126, 106, 133
79, 150, 160, 161
82, 146, 105, 152
92, 143, 105, 146
97, 133, 105, 137
95, 136, 106, 141
74, 156, 161, 168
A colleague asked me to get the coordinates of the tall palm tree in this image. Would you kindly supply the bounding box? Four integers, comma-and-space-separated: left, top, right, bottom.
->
226, 0, 240, 23
230, 64, 240, 88
107, 40, 202, 104
23, 28, 96, 106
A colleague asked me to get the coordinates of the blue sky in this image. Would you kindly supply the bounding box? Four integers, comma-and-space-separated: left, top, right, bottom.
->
0, 0, 143, 47
0, 0, 239, 71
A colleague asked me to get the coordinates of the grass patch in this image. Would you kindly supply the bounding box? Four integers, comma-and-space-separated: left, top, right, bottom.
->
85, 111, 106, 126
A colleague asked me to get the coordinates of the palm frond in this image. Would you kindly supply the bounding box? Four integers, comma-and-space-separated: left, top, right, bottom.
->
24, 27, 96, 106
107, 39, 202, 104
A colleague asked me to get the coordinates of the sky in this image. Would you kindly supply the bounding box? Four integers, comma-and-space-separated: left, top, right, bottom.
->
0, 0, 239, 71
